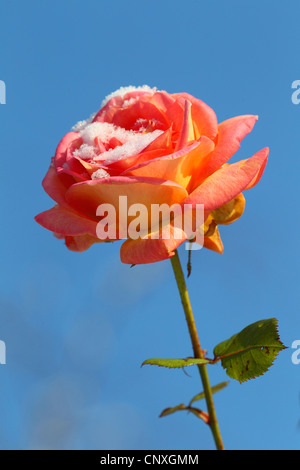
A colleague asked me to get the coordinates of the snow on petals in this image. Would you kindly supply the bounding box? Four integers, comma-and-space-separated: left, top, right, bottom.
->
74, 121, 164, 165
91, 168, 110, 180
71, 112, 97, 132
100, 85, 157, 108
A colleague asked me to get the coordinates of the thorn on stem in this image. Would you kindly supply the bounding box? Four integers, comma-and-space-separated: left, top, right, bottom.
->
187, 242, 192, 277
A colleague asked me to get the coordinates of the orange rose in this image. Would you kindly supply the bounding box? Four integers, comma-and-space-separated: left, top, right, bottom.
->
35, 86, 268, 264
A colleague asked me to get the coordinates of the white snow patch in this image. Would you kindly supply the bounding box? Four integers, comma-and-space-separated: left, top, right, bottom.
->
78, 122, 135, 147
72, 93, 165, 165
122, 97, 137, 108
72, 112, 97, 132
95, 129, 163, 164
101, 85, 157, 108
73, 144, 98, 160
91, 168, 110, 180
73, 121, 163, 165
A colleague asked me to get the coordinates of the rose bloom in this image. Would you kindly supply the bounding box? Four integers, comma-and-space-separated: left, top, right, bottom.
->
35, 85, 268, 264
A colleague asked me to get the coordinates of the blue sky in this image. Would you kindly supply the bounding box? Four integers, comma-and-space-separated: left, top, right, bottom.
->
0, 0, 299, 450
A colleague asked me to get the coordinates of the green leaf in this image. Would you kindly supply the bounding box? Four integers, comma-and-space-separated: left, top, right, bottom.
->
213, 318, 287, 383
160, 404, 209, 424
188, 381, 229, 406
141, 357, 209, 369
159, 404, 187, 417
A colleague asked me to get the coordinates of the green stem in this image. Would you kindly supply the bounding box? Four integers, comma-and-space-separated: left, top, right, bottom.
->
170, 250, 224, 451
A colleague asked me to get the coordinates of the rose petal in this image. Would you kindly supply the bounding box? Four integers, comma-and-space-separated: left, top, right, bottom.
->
149, 92, 184, 132
120, 224, 186, 264
185, 148, 269, 211
123, 137, 214, 190
65, 234, 100, 252
175, 100, 195, 151
35, 205, 98, 236
54, 132, 79, 168
106, 147, 173, 174
56, 166, 88, 182
243, 155, 268, 190
148, 91, 176, 113
193, 115, 259, 185
141, 127, 173, 153
172, 92, 218, 141
65, 176, 189, 225
42, 165, 76, 207
111, 99, 170, 130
